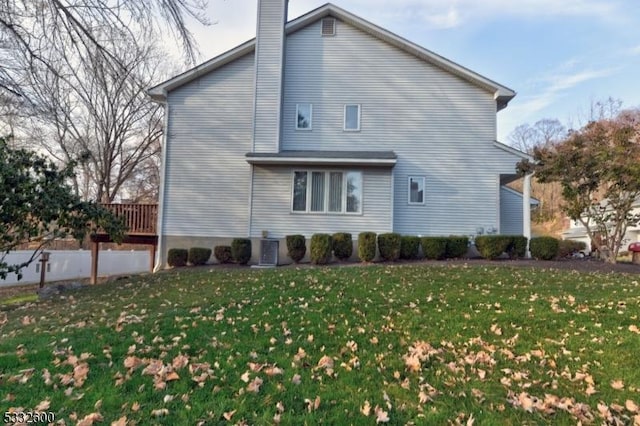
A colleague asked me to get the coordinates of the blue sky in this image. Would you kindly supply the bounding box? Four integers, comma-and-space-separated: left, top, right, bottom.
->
180, 0, 640, 142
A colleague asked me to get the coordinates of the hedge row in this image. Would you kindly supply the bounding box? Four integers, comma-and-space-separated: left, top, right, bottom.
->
167, 238, 252, 267
284, 233, 471, 263
169, 234, 564, 267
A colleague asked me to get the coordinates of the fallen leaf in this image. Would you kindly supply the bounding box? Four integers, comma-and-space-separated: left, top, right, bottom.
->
611, 380, 625, 390
626, 399, 639, 413
77, 412, 103, 426
165, 371, 180, 381
374, 405, 389, 423
111, 416, 127, 426
247, 377, 263, 393
35, 399, 51, 411
361, 400, 371, 416
223, 410, 236, 421
151, 408, 169, 417
291, 374, 301, 385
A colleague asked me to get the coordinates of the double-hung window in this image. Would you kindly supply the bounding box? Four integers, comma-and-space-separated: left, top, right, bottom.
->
344, 104, 360, 131
408, 176, 425, 205
292, 171, 362, 214
296, 104, 312, 130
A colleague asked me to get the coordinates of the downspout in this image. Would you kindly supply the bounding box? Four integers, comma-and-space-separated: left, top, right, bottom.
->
154, 99, 169, 272
523, 172, 532, 258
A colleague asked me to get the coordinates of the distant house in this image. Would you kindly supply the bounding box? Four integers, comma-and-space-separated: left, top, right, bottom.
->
562, 199, 640, 250
148, 1, 533, 266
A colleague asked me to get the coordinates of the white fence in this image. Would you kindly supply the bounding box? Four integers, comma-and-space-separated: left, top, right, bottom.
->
1, 250, 151, 287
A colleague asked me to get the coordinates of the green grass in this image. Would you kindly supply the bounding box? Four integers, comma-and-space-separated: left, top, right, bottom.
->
0, 293, 38, 306
1, 264, 640, 425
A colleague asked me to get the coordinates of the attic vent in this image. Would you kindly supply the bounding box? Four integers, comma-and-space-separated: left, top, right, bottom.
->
321, 17, 336, 36
259, 239, 279, 266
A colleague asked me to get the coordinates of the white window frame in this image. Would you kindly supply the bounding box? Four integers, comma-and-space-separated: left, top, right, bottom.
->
291, 170, 363, 215
408, 176, 426, 205
344, 104, 361, 131
296, 104, 313, 131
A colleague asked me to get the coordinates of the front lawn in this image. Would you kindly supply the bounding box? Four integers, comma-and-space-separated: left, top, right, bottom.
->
1, 264, 639, 425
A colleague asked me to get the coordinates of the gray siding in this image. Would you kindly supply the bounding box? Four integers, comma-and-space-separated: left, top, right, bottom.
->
250, 166, 392, 238
253, 0, 287, 153
281, 20, 520, 236
500, 186, 524, 235
163, 54, 255, 237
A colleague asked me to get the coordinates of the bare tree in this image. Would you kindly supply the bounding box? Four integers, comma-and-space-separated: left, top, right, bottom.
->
20, 33, 166, 202
0, 0, 208, 104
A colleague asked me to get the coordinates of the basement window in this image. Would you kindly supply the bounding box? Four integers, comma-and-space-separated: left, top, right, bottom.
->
321, 18, 336, 36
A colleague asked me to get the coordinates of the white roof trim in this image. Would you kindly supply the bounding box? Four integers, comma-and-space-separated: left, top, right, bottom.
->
149, 3, 516, 105
501, 185, 539, 205
246, 156, 397, 167
493, 141, 533, 161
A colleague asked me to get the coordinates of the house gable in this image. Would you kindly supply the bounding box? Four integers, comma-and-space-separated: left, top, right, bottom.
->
149, 3, 514, 109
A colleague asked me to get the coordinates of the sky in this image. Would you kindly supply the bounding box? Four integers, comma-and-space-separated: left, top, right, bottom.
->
174, 0, 640, 142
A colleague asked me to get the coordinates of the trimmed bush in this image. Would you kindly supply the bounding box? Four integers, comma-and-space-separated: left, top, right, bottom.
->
400, 236, 421, 260
445, 236, 469, 259
358, 232, 377, 262
421, 237, 448, 260
214, 246, 232, 264
506, 236, 528, 259
332, 233, 353, 261
558, 240, 588, 258
310, 233, 333, 265
530, 236, 559, 260
231, 238, 252, 265
475, 235, 511, 260
188, 247, 212, 266
378, 233, 401, 261
167, 248, 188, 267
286, 235, 306, 263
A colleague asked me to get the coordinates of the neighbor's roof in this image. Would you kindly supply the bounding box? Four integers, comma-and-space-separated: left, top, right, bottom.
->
148, 3, 516, 108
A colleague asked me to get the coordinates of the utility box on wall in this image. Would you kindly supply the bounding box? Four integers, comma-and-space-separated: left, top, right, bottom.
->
260, 239, 279, 266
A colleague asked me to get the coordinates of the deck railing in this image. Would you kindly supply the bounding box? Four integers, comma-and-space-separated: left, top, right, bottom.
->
100, 203, 158, 235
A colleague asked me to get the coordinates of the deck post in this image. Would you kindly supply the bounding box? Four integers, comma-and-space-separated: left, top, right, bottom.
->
90, 241, 99, 284
150, 244, 156, 272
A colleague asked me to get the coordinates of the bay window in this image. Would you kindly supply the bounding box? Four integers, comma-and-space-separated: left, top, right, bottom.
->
292, 170, 362, 214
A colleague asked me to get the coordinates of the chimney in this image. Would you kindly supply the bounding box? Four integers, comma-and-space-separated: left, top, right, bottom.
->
252, 0, 288, 153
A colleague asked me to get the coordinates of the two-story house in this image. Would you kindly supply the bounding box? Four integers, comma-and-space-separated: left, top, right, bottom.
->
148, 1, 533, 266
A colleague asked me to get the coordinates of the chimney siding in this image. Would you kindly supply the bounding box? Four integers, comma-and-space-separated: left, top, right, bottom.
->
253, 0, 288, 153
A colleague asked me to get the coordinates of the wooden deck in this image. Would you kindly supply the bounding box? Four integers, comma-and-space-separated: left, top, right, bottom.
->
90, 203, 159, 284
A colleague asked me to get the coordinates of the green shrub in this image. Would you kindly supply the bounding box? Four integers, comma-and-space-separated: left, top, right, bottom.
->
421, 237, 448, 260
310, 234, 332, 265
286, 235, 306, 263
400, 236, 420, 260
188, 247, 212, 266
558, 240, 588, 258
378, 233, 401, 261
231, 238, 252, 265
445, 236, 469, 259
214, 246, 232, 264
506, 235, 528, 259
358, 232, 377, 262
475, 235, 511, 260
530, 236, 559, 260
332, 233, 353, 261
167, 248, 188, 267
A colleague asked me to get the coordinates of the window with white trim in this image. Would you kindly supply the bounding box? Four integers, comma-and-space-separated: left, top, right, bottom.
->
344, 104, 360, 131
408, 176, 425, 205
296, 104, 312, 130
292, 170, 362, 214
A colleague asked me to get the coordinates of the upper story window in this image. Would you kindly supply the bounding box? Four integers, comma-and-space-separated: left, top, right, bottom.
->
296, 104, 312, 130
292, 170, 362, 214
408, 176, 425, 205
344, 104, 360, 131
